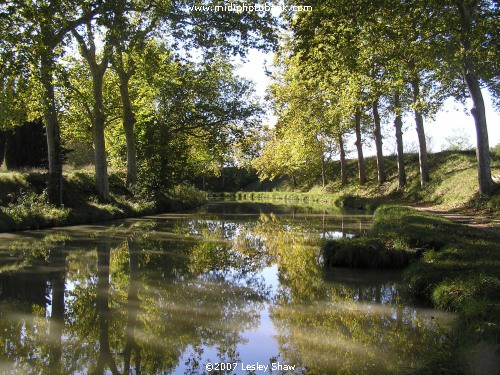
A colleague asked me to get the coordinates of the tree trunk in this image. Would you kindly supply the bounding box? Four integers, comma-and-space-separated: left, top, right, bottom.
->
116, 56, 137, 188
338, 133, 348, 185
74, 27, 111, 202
394, 91, 406, 190
91, 66, 111, 202
41, 52, 64, 206
372, 98, 385, 185
321, 154, 326, 187
456, 0, 495, 194
354, 110, 366, 185
411, 76, 429, 187
0, 130, 6, 166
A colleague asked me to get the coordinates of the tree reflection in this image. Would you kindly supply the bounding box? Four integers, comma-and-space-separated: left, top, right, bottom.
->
46, 247, 66, 375
251, 213, 327, 303
0, 207, 454, 375
94, 241, 120, 375
270, 300, 452, 374
123, 238, 141, 374
244, 213, 454, 374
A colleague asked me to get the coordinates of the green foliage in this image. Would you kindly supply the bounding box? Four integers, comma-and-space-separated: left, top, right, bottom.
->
137, 118, 190, 191
433, 276, 500, 315
378, 206, 499, 354
137, 55, 262, 191
323, 237, 416, 268
0, 168, 207, 233
1, 189, 70, 231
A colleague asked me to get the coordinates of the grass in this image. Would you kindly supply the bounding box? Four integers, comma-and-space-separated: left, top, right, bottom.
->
323, 205, 500, 373
0, 168, 207, 232
323, 236, 417, 268
230, 150, 500, 214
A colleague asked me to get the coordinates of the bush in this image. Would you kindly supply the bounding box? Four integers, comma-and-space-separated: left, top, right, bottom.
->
323, 237, 417, 268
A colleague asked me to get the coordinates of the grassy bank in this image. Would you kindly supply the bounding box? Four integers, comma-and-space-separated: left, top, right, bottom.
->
0, 169, 207, 232
228, 150, 500, 214
323, 205, 500, 373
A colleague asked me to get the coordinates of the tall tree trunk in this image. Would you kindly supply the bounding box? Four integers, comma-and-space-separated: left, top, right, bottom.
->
410, 76, 429, 187
338, 133, 348, 185
92, 69, 111, 202
321, 154, 326, 187
394, 91, 406, 190
354, 110, 366, 185
372, 98, 385, 185
73, 28, 110, 202
0, 130, 6, 166
41, 52, 63, 206
116, 53, 137, 188
456, 0, 495, 194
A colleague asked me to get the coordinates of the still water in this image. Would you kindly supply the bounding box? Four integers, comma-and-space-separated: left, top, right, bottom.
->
0, 201, 454, 374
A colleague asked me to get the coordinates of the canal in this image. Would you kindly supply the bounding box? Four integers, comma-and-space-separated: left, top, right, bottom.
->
0, 201, 454, 374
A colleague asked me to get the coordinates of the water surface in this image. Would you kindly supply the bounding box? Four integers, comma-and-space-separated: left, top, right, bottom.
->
0, 201, 454, 374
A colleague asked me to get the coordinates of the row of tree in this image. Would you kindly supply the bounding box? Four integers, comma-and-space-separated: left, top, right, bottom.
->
0, 0, 276, 204
255, 0, 499, 194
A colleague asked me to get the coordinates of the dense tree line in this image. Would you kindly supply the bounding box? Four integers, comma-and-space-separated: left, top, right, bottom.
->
255, 0, 499, 194
0, 0, 276, 204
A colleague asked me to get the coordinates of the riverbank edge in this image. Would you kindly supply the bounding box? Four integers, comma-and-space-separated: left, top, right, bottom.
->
0, 170, 208, 233
323, 205, 500, 373
212, 191, 386, 212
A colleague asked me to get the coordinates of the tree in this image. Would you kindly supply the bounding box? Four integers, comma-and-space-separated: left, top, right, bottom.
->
393, 91, 406, 190
443, 130, 474, 151
1, 1, 100, 205
107, 0, 278, 189
289, 0, 462, 190
138, 55, 262, 191
72, 23, 113, 202
451, 0, 498, 194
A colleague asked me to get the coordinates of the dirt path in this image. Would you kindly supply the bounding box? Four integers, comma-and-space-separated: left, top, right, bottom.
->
415, 206, 500, 234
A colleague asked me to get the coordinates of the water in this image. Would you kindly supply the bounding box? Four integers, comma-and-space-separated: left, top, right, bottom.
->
0, 201, 455, 374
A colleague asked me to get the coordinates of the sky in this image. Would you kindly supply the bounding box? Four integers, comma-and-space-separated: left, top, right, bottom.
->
236, 49, 500, 156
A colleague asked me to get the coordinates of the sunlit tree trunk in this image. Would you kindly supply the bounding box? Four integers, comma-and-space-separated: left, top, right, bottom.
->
394, 91, 406, 190
92, 68, 111, 202
372, 98, 385, 185
338, 133, 348, 185
321, 154, 326, 187
0, 131, 6, 167
410, 75, 429, 187
73, 27, 110, 202
455, 0, 495, 194
354, 109, 366, 185
115, 52, 137, 188
41, 51, 64, 206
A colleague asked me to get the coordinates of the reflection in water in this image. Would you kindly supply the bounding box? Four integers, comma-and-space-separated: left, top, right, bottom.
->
95, 241, 120, 375
124, 238, 141, 375
0, 202, 454, 374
